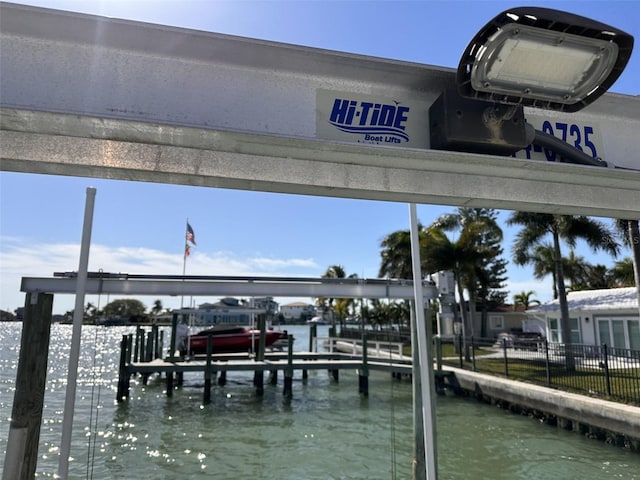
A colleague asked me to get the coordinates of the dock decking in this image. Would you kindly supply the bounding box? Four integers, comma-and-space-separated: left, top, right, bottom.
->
116, 326, 457, 404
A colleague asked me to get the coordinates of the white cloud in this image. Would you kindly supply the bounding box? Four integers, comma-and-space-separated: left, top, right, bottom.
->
1, 239, 558, 316
0, 241, 320, 314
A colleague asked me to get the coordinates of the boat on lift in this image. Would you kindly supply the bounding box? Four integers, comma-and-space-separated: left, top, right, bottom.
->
185, 325, 284, 354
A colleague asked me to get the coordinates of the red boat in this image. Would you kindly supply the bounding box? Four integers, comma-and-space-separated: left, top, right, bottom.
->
185, 326, 285, 354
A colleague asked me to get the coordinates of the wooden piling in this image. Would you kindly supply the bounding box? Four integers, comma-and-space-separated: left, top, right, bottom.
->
169, 314, 178, 359
254, 316, 266, 396
151, 325, 158, 359
116, 334, 129, 402
3, 292, 53, 480
139, 329, 146, 363
358, 334, 369, 396
124, 334, 133, 394
141, 329, 150, 385
218, 370, 227, 386
166, 371, 174, 397
204, 334, 213, 404
134, 326, 142, 362
283, 334, 294, 398
303, 324, 317, 380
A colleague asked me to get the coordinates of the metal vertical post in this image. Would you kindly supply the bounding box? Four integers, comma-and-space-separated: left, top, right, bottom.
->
502, 338, 509, 377
58, 187, 96, 480
409, 203, 438, 480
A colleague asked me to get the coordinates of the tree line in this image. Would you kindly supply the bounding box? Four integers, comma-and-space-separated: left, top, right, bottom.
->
318, 208, 639, 365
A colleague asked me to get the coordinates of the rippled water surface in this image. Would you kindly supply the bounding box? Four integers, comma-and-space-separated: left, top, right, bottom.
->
1, 323, 638, 479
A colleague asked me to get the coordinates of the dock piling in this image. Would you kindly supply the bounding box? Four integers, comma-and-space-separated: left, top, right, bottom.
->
254, 316, 266, 396
116, 334, 128, 402
204, 334, 213, 404
218, 370, 227, 386
283, 334, 294, 398
358, 334, 369, 396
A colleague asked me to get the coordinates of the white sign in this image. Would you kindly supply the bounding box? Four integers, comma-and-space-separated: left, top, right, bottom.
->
316, 89, 430, 149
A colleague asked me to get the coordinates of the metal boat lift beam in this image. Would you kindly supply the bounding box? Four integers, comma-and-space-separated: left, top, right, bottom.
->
21, 275, 437, 301
1, 3, 639, 219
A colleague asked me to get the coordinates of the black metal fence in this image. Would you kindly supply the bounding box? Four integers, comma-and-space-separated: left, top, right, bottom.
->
439, 336, 640, 405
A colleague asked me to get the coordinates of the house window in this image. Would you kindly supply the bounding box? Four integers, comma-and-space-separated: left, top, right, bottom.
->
629, 320, 640, 350
489, 315, 504, 330
598, 318, 640, 350
548, 317, 580, 343
549, 318, 559, 342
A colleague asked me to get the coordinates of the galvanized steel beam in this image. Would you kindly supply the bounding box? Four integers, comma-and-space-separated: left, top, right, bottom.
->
1, 3, 639, 218
20, 275, 437, 300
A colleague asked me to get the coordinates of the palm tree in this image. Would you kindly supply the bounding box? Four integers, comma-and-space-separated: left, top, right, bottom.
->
609, 257, 636, 287
421, 222, 492, 359
433, 208, 507, 337
318, 265, 346, 326
520, 242, 558, 299
615, 220, 640, 318
562, 251, 590, 289
507, 212, 620, 370
512, 290, 540, 310
378, 227, 422, 280
151, 299, 164, 316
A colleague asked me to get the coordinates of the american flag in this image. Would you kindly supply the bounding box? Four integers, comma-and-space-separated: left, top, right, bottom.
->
186, 222, 196, 245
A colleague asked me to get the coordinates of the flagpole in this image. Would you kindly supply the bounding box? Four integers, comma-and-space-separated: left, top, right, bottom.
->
181, 218, 188, 309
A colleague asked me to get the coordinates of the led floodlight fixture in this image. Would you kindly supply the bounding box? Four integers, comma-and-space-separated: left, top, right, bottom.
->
457, 7, 634, 112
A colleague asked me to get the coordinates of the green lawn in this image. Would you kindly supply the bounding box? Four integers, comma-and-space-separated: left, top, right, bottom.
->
456, 356, 640, 405
399, 342, 640, 405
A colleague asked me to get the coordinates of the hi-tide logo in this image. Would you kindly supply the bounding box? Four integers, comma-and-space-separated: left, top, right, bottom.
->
328, 98, 410, 144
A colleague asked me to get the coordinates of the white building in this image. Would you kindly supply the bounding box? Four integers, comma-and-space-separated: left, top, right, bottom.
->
528, 287, 639, 350
178, 297, 268, 326
280, 301, 315, 321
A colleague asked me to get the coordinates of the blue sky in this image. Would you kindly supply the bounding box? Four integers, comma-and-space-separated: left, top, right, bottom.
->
1, 0, 638, 315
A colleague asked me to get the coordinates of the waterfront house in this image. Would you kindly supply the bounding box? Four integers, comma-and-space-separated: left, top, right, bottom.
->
280, 301, 316, 322
527, 287, 640, 350
476, 304, 532, 338
186, 297, 268, 326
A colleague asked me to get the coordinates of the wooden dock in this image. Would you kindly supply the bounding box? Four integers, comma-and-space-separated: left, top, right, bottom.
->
116, 325, 456, 404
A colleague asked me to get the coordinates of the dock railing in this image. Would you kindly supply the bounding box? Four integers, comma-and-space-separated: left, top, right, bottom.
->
322, 336, 406, 359
439, 335, 640, 405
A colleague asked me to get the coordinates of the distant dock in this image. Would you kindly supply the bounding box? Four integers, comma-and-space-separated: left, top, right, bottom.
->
115, 325, 456, 403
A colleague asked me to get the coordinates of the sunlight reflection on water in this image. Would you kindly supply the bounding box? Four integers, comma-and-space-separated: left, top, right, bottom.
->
0, 323, 638, 479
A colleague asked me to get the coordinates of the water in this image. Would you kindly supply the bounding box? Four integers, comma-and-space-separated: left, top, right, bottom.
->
1, 323, 638, 479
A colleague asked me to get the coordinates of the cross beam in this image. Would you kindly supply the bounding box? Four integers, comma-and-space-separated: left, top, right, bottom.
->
1, 3, 639, 218
21, 274, 438, 300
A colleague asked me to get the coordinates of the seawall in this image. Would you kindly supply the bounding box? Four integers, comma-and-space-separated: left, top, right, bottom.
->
444, 366, 640, 452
